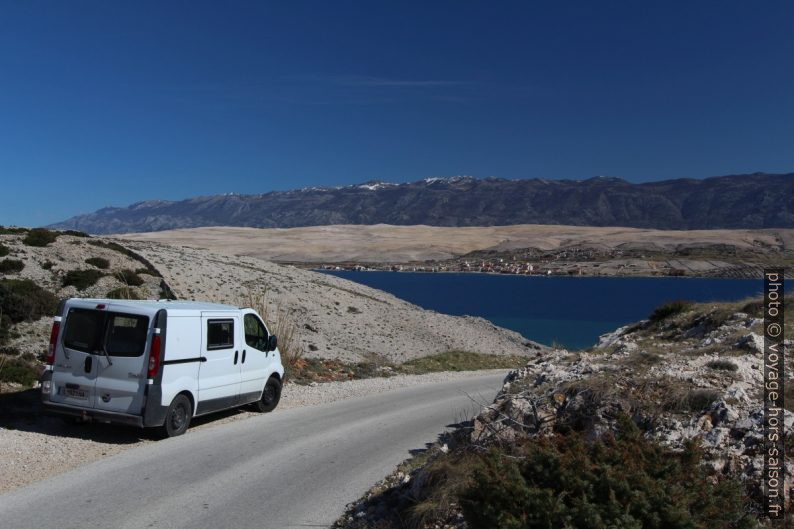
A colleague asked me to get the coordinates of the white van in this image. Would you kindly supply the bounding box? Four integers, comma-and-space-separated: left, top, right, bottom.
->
40, 299, 284, 437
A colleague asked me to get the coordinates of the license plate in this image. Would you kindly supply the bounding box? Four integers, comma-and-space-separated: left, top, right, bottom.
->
64, 387, 88, 400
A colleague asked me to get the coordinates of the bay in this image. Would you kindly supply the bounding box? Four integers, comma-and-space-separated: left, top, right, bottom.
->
320, 271, 766, 349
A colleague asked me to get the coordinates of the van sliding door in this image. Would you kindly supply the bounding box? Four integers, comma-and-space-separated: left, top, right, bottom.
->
197, 314, 242, 413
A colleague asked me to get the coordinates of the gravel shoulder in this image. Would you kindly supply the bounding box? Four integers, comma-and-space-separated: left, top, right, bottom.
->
0, 369, 506, 495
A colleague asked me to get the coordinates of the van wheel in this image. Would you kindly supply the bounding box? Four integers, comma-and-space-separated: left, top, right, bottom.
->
160, 394, 192, 437
254, 377, 281, 413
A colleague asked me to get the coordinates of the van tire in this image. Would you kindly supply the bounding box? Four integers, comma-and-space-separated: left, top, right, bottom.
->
254, 376, 281, 413
160, 394, 192, 437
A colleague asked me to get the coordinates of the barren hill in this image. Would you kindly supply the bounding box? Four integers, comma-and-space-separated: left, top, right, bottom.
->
117, 224, 794, 264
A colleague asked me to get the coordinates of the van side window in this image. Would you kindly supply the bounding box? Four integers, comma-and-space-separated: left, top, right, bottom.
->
207, 319, 234, 350
244, 314, 269, 351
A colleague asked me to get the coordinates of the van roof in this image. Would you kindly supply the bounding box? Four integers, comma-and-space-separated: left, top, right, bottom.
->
65, 298, 244, 316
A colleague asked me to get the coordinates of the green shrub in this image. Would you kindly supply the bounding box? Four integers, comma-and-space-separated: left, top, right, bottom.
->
22, 228, 59, 247
85, 257, 110, 269
706, 359, 739, 372
0, 278, 58, 325
114, 269, 144, 287
649, 299, 693, 322
106, 286, 141, 300
62, 269, 105, 290
0, 244, 9, 257
461, 419, 755, 529
0, 356, 40, 386
61, 230, 89, 237
0, 314, 12, 344
682, 388, 722, 412
0, 226, 28, 235
0, 259, 24, 274
40, 260, 54, 270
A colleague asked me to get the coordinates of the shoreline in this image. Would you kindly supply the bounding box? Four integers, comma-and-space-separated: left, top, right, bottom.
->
312, 267, 778, 280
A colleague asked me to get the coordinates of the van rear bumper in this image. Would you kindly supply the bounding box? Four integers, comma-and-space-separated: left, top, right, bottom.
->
42, 401, 145, 427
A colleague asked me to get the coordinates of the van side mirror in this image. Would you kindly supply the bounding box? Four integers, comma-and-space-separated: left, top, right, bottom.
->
267, 335, 278, 352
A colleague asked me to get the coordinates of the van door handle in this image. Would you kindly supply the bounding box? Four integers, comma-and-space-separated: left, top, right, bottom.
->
234, 351, 238, 365
84, 356, 92, 373
242, 350, 246, 364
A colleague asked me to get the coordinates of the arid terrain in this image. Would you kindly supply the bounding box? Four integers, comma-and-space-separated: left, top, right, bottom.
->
336, 297, 794, 528
0, 227, 539, 492
119, 224, 794, 278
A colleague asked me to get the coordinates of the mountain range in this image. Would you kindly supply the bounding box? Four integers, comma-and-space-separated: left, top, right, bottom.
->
50, 172, 794, 234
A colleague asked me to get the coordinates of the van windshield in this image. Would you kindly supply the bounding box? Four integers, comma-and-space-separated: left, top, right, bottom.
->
63, 308, 150, 357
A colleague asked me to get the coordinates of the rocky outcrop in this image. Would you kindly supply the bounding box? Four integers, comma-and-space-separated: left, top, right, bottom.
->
472, 308, 793, 508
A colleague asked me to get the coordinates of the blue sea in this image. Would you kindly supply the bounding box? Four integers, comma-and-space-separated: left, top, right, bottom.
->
319, 271, 767, 349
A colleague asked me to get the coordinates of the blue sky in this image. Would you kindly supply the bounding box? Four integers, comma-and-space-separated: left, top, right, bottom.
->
1, 1, 793, 227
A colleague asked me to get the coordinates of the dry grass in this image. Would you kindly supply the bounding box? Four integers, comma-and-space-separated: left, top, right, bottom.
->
243, 288, 305, 383
400, 350, 528, 374
406, 453, 477, 529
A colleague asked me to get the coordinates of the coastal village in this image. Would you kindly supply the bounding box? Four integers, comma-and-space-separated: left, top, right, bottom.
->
316, 245, 785, 279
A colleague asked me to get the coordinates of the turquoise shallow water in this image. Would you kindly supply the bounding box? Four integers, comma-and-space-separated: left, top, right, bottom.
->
320, 271, 768, 349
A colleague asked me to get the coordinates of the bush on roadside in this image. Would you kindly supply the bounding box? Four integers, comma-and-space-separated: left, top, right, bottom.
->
0, 259, 25, 274
85, 257, 110, 269
0, 356, 40, 387
400, 350, 527, 374
649, 299, 693, 322
0, 279, 58, 324
62, 269, 105, 290
460, 418, 755, 529
22, 228, 59, 247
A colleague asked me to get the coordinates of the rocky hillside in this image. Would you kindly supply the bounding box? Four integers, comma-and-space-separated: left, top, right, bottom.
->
51, 172, 794, 234
119, 239, 542, 363
0, 228, 173, 387
0, 227, 542, 389
335, 297, 793, 528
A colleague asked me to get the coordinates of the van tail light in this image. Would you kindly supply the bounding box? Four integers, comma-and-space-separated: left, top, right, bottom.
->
46, 320, 61, 365
147, 333, 161, 379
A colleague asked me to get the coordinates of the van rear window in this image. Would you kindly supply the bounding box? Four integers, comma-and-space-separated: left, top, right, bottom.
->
63, 308, 150, 357
63, 309, 104, 353
106, 314, 149, 357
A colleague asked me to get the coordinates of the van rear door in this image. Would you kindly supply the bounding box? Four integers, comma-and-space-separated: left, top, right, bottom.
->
93, 310, 151, 415
50, 307, 102, 409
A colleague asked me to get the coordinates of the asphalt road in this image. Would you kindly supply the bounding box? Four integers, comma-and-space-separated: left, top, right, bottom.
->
0, 373, 504, 529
